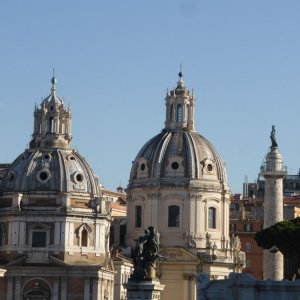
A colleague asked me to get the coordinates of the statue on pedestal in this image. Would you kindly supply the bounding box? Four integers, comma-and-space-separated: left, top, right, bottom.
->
131, 226, 165, 280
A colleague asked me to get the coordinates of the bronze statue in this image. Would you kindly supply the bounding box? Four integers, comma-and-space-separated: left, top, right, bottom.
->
270, 125, 278, 147
131, 226, 165, 280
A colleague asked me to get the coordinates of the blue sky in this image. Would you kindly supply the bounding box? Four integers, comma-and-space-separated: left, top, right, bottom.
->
1, 1, 300, 193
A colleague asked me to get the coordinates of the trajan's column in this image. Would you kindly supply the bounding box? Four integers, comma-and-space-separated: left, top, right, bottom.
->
260, 125, 287, 280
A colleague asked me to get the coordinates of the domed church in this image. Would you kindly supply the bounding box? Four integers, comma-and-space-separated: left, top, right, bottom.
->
0, 78, 114, 299
126, 72, 244, 300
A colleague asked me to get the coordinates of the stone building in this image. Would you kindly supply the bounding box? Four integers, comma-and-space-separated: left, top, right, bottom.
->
0, 78, 114, 299
126, 72, 244, 300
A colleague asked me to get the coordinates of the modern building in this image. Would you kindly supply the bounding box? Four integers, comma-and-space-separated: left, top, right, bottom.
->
0, 78, 114, 299
126, 72, 244, 300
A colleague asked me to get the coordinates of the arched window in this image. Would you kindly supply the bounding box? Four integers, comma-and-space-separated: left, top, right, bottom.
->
208, 207, 216, 229
76, 224, 92, 247
168, 205, 180, 227
170, 104, 173, 122
135, 205, 142, 228
49, 117, 54, 133
177, 104, 183, 122
81, 228, 88, 247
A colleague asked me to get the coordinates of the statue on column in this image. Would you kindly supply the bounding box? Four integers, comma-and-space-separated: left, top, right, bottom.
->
270, 125, 278, 147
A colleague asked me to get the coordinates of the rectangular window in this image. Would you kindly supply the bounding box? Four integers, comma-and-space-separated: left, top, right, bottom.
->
230, 223, 236, 232
32, 231, 47, 247
135, 206, 142, 228
168, 205, 180, 227
246, 259, 251, 268
244, 223, 253, 232
120, 224, 126, 246
245, 242, 252, 253
208, 207, 216, 229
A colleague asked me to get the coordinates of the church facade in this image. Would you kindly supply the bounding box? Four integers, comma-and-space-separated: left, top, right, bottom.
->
0, 78, 114, 299
126, 73, 244, 300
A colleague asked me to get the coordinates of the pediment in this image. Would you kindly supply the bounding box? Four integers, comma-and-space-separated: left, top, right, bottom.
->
159, 247, 198, 262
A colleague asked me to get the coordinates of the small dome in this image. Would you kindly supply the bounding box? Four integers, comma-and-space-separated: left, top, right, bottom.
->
1, 148, 100, 196
129, 130, 227, 188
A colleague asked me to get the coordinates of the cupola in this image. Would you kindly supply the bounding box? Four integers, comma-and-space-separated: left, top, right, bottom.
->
30, 77, 72, 149
164, 71, 195, 131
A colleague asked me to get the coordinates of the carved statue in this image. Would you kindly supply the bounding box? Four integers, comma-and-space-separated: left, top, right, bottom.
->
132, 226, 165, 280
183, 231, 197, 248
231, 235, 241, 252
270, 125, 278, 147
206, 232, 212, 249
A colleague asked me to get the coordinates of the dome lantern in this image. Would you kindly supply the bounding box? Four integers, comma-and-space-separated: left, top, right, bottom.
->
30, 77, 72, 149
164, 71, 195, 131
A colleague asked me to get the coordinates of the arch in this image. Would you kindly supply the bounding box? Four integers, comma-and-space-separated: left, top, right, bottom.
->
168, 205, 180, 227
22, 278, 52, 300
176, 104, 183, 122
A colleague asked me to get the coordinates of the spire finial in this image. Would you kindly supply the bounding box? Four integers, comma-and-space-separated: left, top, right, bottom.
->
51, 68, 57, 91
178, 64, 183, 79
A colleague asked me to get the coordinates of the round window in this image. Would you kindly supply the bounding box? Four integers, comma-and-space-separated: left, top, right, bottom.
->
171, 162, 179, 170
43, 154, 51, 160
140, 163, 146, 171
8, 172, 15, 182
37, 170, 51, 183
76, 173, 84, 182
73, 172, 84, 183
69, 156, 76, 161
207, 164, 213, 171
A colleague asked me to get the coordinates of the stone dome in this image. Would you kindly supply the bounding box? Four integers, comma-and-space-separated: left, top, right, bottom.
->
1, 148, 100, 196
129, 130, 227, 187
1, 77, 101, 197
128, 73, 228, 189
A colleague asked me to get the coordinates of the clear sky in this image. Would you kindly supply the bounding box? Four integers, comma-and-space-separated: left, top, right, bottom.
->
1, 1, 300, 193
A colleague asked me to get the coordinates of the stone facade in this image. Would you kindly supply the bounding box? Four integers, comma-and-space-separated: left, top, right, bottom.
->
126, 73, 244, 300
0, 78, 114, 299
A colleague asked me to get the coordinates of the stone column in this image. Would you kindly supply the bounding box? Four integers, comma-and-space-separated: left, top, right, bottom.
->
6, 277, 13, 300
84, 278, 90, 300
15, 276, 22, 300
261, 140, 286, 280
53, 277, 59, 300
61, 277, 67, 300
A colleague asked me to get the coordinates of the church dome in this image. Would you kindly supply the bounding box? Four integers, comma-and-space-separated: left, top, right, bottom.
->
129, 130, 227, 186
1, 148, 100, 196
128, 73, 228, 189
1, 77, 101, 197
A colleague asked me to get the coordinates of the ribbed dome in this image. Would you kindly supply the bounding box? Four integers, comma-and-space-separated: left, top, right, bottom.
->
128, 73, 228, 189
129, 130, 227, 187
1, 148, 100, 196
1, 77, 101, 198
